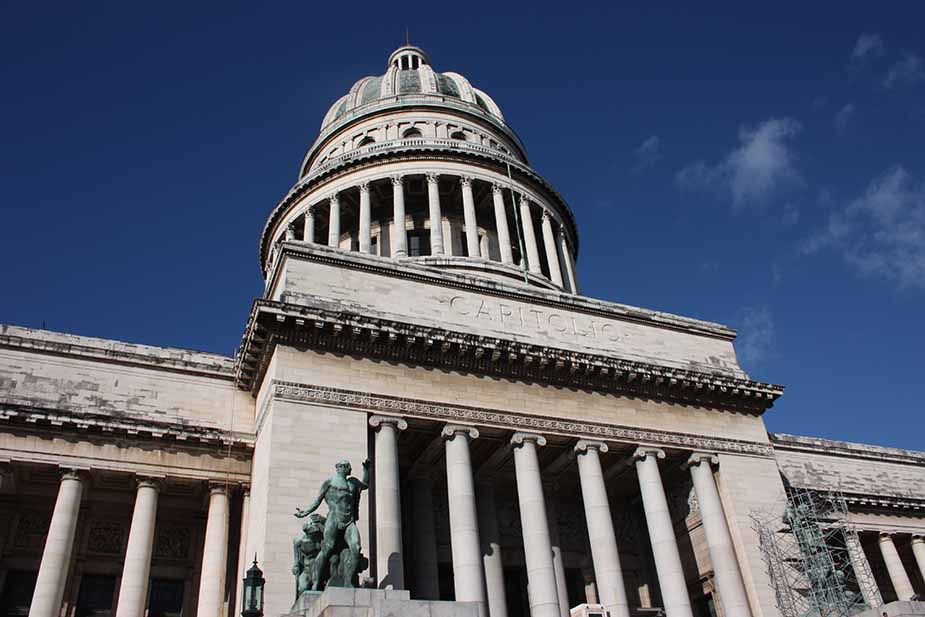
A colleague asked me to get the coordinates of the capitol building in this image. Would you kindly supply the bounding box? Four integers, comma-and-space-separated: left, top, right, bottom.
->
1, 45, 924, 617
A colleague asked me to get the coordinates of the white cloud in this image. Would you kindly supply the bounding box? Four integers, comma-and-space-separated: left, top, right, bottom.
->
883, 53, 925, 88
632, 136, 662, 173
735, 306, 774, 371
833, 103, 856, 135
677, 117, 802, 208
851, 33, 885, 60
803, 165, 925, 290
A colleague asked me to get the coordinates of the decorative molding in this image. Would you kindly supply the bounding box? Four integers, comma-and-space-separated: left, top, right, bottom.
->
272, 381, 776, 457
369, 415, 408, 431
441, 424, 479, 441
511, 432, 547, 447
633, 446, 667, 461
154, 524, 192, 560
770, 433, 925, 466
574, 440, 608, 455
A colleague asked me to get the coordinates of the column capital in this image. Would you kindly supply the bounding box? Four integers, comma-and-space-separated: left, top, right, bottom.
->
491, 182, 504, 195
574, 440, 608, 455
135, 476, 165, 491
879, 532, 896, 541
518, 193, 531, 207
359, 182, 370, 193
685, 452, 719, 469
306, 204, 317, 216
328, 192, 339, 204
59, 467, 89, 483
426, 172, 440, 184
391, 174, 404, 186
511, 432, 547, 448
541, 209, 552, 223
369, 415, 408, 431
459, 175, 473, 187
441, 424, 479, 442
207, 482, 230, 496
632, 446, 666, 462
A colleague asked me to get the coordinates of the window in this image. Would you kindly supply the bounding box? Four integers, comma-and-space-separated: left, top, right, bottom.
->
370, 235, 379, 255
357, 136, 375, 147
407, 229, 429, 257
402, 127, 423, 139
148, 579, 185, 617
75, 575, 116, 617
450, 131, 466, 141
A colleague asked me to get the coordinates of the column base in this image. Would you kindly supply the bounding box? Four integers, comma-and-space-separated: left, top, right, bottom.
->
285, 587, 480, 617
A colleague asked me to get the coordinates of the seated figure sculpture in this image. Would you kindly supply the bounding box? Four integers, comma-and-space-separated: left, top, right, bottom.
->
293, 459, 370, 595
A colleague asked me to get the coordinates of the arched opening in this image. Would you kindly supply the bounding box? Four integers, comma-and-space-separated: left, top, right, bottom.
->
450, 131, 466, 141
402, 127, 423, 139
357, 136, 375, 147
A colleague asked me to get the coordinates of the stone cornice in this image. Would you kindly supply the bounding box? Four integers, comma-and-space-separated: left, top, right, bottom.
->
235, 297, 782, 414
770, 433, 925, 466
0, 325, 234, 380
270, 380, 775, 457
0, 400, 254, 455
841, 492, 925, 512
259, 144, 579, 273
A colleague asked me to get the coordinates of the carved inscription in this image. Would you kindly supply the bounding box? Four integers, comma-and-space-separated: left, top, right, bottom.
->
448, 295, 624, 343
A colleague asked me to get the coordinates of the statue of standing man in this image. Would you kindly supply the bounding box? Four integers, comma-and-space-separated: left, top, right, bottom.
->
294, 459, 369, 590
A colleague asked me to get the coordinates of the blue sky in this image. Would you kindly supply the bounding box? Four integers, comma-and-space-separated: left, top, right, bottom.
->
2, 2, 923, 449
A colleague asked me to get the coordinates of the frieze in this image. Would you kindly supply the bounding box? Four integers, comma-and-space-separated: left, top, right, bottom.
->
154, 524, 192, 560
272, 381, 775, 457
13, 510, 50, 551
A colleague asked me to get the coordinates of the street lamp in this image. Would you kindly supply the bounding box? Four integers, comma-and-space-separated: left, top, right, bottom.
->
241, 555, 265, 617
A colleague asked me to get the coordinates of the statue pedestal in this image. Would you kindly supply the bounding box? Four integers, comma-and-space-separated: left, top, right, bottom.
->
284, 587, 479, 617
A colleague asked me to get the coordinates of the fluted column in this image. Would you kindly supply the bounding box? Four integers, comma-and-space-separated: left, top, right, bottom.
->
878, 533, 914, 601
359, 182, 372, 253
511, 432, 560, 617
477, 478, 508, 617
442, 425, 487, 615
686, 453, 751, 617
541, 211, 564, 286
410, 476, 440, 600
461, 177, 480, 258
303, 206, 316, 244
235, 487, 251, 617
30, 470, 84, 617
634, 447, 693, 617
391, 175, 407, 258
197, 484, 231, 617
370, 415, 408, 589
492, 184, 514, 265
558, 229, 578, 294
115, 478, 161, 617
845, 531, 881, 608
327, 193, 340, 248
912, 536, 925, 594
575, 441, 630, 617
426, 173, 444, 255
519, 195, 542, 275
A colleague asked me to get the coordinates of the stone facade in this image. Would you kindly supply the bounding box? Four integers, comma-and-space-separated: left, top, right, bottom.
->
1, 44, 923, 617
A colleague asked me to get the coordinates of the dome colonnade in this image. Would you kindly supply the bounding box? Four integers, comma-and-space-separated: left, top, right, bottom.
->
260, 45, 580, 293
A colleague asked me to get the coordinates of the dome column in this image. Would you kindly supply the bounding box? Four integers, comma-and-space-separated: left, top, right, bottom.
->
461, 177, 480, 258
558, 228, 579, 294
359, 182, 372, 253
541, 211, 564, 286
391, 175, 408, 258
327, 193, 341, 248
303, 206, 316, 244
426, 173, 445, 256
492, 184, 514, 265
519, 195, 542, 275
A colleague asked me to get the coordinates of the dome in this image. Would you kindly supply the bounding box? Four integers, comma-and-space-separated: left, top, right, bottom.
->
319, 45, 505, 130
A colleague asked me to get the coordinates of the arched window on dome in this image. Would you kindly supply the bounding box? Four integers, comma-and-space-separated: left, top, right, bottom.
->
450, 131, 467, 141
402, 127, 423, 139
357, 136, 375, 147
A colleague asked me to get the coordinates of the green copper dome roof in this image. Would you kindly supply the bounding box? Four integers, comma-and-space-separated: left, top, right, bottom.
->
320, 45, 505, 129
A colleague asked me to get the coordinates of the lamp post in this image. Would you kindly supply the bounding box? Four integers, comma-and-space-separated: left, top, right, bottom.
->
241, 555, 265, 617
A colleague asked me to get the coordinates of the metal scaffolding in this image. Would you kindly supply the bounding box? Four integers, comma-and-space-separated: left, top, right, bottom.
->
751, 488, 881, 617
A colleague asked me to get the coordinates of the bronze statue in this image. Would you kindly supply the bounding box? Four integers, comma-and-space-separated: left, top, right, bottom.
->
294, 459, 370, 593
292, 513, 326, 596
